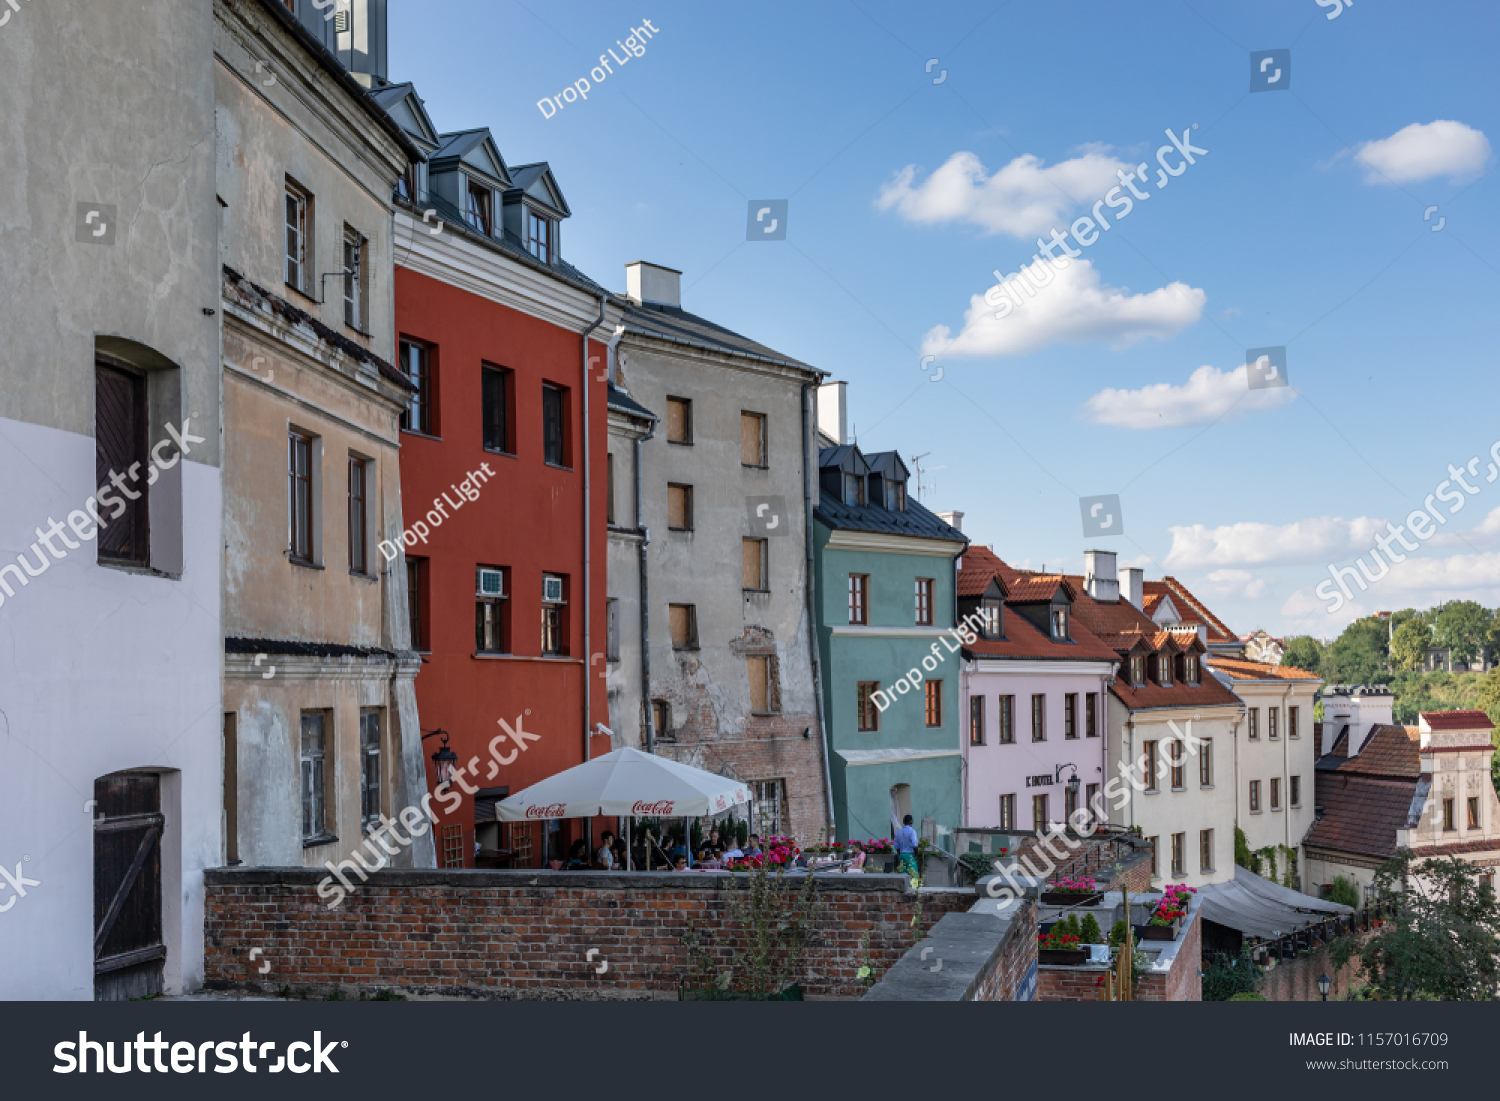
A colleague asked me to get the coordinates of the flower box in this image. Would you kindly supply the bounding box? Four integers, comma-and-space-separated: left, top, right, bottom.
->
1040, 891, 1104, 907
1135, 918, 1181, 941
1038, 948, 1091, 966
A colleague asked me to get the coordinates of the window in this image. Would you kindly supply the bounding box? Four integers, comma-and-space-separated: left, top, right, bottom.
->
343, 226, 366, 330
848, 574, 868, 625
285, 179, 310, 293
915, 578, 933, 626
665, 397, 692, 444
1051, 607, 1069, 640
1249, 779, 1261, 812
1183, 654, 1199, 684
886, 479, 906, 511
1469, 796, 1481, 830
542, 383, 569, 466
1288, 706, 1299, 738
843, 473, 865, 506
464, 179, 492, 235
1156, 652, 1172, 686
348, 456, 369, 575
979, 598, 1002, 639
742, 538, 767, 591
1269, 708, 1279, 740
1170, 742, 1184, 789
747, 656, 774, 713
857, 682, 880, 732
399, 340, 433, 435
1483, 872, 1496, 896
606, 454, 616, 525
1128, 654, 1145, 686
406, 558, 427, 650
482, 365, 513, 453
542, 573, 567, 655
751, 779, 786, 836
605, 598, 620, 662
998, 695, 1014, 744
1270, 777, 1281, 810
94, 359, 150, 566
1032, 794, 1049, 833
1148, 836, 1159, 877
526, 208, 553, 262
1086, 783, 1100, 825
300, 712, 328, 841
1248, 708, 1259, 740
1064, 694, 1077, 739
669, 603, 697, 651
1443, 798, 1455, 831
288, 430, 315, 564
1290, 774, 1301, 807
1031, 694, 1045, 741
1143, 741, 1158, 791
359, 710, 382, 831
223, 713, 238, 864
1086, 693, 1098, 738
970, 695, 985, 746
1064, 784, 1078, 822
740, 411, 766, 467
1171, 833, 1185, 877
441, 823, 465, 869
1199, 829, 1213, 873
998, 794, 1015, 830
667, 483, 693, 531
475, 565, 508, 653
925, 680, 942, 727
651, 700, 671, 743
1200, 739, 1213, 786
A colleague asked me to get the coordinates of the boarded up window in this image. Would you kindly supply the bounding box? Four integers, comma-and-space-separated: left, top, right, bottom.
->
666, 396, 691, 443
742, 538, 766, 590
95, 359, 150, 565
748, 656, 769, 713
667, 483, 693, 530
669, 604, 696, 650
740, 412, 765, 466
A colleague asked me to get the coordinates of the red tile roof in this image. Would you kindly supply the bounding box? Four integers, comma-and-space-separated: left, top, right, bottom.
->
1412, 838, 1500, 858
1421, 710, 1495, 731
1142, 578, 1238, 642
1305, 772, 1422, 859
1339, 725, 1421, 779
958, 547, 1117, 662
1207, 656, 1322, 682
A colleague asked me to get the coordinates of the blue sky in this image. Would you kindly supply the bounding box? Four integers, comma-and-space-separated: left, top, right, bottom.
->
390, 0, 1500, 641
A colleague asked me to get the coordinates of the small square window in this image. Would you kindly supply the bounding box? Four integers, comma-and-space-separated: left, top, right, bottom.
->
915, 578, 933, 626
399, 340, 434, 435
668, 483, 694, 531
665, 397, 692, 444
857, 682, 880, 731
925, 680, 943, 727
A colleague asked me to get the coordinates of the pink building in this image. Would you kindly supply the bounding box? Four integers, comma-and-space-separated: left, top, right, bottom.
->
958, 547, 1118, 833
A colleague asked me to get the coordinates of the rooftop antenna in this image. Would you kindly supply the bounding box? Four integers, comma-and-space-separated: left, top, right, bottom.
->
908, 452, 945, 503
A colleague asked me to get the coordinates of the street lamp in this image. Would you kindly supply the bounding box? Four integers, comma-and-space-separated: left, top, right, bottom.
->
1317, 972, 1331, 1001
424, 729, 458, 787
1056, 763, 1082, 809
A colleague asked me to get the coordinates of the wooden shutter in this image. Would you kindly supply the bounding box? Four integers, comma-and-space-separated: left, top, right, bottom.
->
666, 397, 689, 443
740, 412, 763, 466
747, 656, 769, 713
95, 360, 149, 564
668, 484, 690, 529
742, 538, 763, 589
670, 604, 693, 649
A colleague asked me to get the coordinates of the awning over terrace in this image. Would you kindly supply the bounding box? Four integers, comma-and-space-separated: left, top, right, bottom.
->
1196, 865, 1353, 939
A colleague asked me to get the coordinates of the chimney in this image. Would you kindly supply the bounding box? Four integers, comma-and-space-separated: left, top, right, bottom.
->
818, 381, 847, 446
1083, 549, 1118, 602
335, 0, 388, 87
937, 511, 963, 532
1120, 567, 1144, 609
625, 261, 682, 308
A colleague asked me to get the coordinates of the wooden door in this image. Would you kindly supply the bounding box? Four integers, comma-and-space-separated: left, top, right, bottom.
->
93, 773, 164, 1000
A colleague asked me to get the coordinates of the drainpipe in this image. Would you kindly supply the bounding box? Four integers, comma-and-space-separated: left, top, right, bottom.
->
802, 381, 834, 838
581, 292, 607, 778
1281, 683, 1294, 862
636, 417, 655, 753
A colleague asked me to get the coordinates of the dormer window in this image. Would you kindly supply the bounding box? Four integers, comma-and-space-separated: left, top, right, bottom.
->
1050, 607, 1069, 640
843, 473, 864, 506
527, 209, 555, 263
980, 598, 1002, 640
464, 180, 492, 236
1157, 653, 1173, 687
1128, 654, 1145, 686
1183, 654, 1199, 684
887, 480, 906, 511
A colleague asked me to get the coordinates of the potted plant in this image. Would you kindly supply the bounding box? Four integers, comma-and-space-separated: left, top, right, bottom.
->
1136, 883, 1194, 941
1038, 929, 1089, 966
1041, 874, 1103, 906
862, 837, 896, 873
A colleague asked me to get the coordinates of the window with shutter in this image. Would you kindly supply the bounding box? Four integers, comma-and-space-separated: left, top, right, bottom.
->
740, 411, 766, 467
95, 359, 150, 566
667, 484, 693, 531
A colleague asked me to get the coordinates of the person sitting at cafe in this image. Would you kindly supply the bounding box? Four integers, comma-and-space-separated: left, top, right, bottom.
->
673, 855, 690, 871
722, 837, 744, 862
595, 830, 617, 870
745, 834, 764, 857
564, 839, 589, 869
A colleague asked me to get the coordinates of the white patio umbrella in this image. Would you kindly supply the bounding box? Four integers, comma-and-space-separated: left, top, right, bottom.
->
495, 747, 750, 871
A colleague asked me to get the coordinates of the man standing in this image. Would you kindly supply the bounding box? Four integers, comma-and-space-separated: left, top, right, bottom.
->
895, 815, 920, 879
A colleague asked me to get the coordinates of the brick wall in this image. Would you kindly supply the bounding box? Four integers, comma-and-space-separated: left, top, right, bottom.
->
1258, 944, 1364, 1001
863, 898, 1038, 1002
1036, 903, 1202, 1002
203, 868, 972, 999
974, 899, 1037, 1001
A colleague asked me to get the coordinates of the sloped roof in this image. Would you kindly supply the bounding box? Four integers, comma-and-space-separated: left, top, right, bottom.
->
368, 82, 440, 150
606, 383, 655, 421
815, 490, 966, 544
866, 451, 909, 482
1150, 577, 1238, 642
1198, 865, 1351, 939
1207, 656, 1322, 682
506, 161, 571, 219
432, 129, 511, 187
621, 301, 817, 374
1421, 710, 1495, 731
964, 603, 1119, 663
1305, 772, 1423, 859
1339, 725, 1421, 778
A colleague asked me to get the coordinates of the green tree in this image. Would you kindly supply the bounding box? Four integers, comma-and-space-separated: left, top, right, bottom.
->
1389, 608, 1420, 633
1329, 851, 1500, 1001
1326, 617, 1389, 684
1432, 600, 1493, 667
1390, 618, 1434, 671
1202, 948, 1262, 1001
1280, 635, 1325, 676
1480, 668, 1500, 727
1328, 875, 1360, 909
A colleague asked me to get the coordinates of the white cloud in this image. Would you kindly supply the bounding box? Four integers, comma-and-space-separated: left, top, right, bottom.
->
1081, 364, 1296, 429
1202, 568, 1268, 601
1163, 516, 1389, 570
875, 149, 1129, 238
1428, 505, 1500, 548
920, 257, 1204, 360
1355, 120, 1491, 184
1353, 551, 1500, 593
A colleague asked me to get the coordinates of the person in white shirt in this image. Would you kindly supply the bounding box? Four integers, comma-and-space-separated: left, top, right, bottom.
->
595, 830, 617, 870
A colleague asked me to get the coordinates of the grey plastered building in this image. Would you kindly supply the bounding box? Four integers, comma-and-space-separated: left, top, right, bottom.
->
609, 262, 831, 843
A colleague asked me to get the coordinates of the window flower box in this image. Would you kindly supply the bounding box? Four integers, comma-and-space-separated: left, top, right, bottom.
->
1041, 875, 1102, 907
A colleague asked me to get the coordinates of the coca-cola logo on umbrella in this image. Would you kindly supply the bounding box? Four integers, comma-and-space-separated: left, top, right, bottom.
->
632, 800, 674, 815
525, 803, 568, 819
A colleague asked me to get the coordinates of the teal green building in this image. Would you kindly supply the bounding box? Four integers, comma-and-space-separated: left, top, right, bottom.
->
814, 445, 967, 847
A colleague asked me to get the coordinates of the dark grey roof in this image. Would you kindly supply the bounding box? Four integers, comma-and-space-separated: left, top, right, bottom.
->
621, 302, 818, 375
866, 451, 909, 482
607, 383, 656, 420
1197, 865, 1351, 940
370, 82, 441, 150
815, 490, 966, 544
820, 444, 869, 476
506, 161, 571, 218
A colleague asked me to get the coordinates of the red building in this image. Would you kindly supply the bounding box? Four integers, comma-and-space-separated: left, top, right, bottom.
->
377, 88, 613, 868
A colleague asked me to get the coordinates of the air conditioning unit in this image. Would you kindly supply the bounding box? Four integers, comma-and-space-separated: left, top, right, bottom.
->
542, 575, 564, 604
477, 568, 504, 598
334, 9, 351, 32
